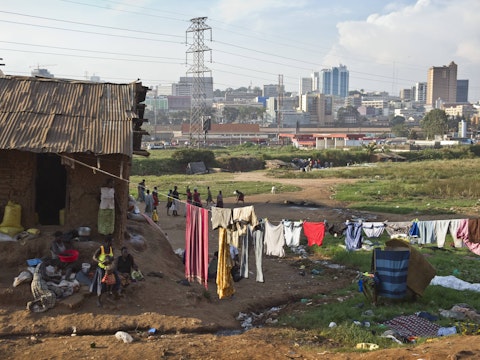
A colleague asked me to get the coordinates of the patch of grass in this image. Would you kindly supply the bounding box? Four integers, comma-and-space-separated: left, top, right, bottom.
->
282, 231, 480, 351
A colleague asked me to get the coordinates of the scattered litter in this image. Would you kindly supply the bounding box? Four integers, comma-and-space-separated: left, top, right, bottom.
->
146, 271, 164, 278
13, 270, 33, 287
355, 343, 379, 351
236, 306, 284, 330
381, 334, 403, 345
176, 279, 190, 286
317, 260, 345, 269
328, 322, 337, 328
437, 326, 457, 336
115, 331, 133, 343
26, 258, 42, 267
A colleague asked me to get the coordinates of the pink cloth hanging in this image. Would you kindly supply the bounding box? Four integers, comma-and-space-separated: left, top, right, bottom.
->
185, 203, 209, 289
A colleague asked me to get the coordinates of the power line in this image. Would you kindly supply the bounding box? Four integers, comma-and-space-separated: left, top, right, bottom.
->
0, 10, 183, 38
0, 19, 181, 44
0, 40, 183, 61
0, 47, 183, 65
61, 0, 188, 23
1, 6, 476, 96
0, 11, 428, 88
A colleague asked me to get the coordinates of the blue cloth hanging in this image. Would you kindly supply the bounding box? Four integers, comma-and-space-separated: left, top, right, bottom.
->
345, 221, 363, 251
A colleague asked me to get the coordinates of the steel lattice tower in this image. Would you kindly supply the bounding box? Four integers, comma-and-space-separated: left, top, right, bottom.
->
277, 74, 284, 138
186, 17, 212, 146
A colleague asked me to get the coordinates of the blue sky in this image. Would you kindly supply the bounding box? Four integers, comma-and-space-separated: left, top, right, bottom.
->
1, 0, 479, 101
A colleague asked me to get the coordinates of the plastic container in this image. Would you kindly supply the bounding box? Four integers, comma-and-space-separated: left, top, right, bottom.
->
82, 263, 91, 274
58, 249, 79, 263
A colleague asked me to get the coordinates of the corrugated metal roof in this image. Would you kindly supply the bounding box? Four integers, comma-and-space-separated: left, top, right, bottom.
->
0, 76, 139, 156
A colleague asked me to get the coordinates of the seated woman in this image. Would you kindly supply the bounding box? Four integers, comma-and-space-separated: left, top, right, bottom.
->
116, 247, 142, 289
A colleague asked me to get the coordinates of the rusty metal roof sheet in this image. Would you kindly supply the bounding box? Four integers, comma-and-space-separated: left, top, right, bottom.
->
0, 75, 139, 156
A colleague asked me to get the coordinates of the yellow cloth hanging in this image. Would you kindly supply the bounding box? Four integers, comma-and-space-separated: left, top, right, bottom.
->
217, 227, 235, 299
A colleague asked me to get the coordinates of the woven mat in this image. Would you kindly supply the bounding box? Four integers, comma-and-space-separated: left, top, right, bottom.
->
384, 315, 440, 338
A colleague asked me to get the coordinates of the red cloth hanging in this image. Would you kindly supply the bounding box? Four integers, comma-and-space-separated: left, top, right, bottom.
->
302, 221, 325, 247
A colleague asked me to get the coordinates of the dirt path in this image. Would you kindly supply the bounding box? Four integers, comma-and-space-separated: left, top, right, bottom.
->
0, 170, 476, 359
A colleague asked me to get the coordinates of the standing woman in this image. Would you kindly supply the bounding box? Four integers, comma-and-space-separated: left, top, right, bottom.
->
186, 187, 193, 204
90, 235, 120, 307
216, 190, 224, 208
193, 188, 202, 207
152, 186, 159, 208
166, 189, 173, 216
172, 185, 180, 216
144, 189, 154, 217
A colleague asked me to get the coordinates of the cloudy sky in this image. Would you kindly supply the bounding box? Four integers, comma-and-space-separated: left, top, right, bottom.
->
1, 0, 478, 101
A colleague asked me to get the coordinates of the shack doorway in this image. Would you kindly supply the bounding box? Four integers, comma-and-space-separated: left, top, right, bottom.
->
35, 154, 67, 225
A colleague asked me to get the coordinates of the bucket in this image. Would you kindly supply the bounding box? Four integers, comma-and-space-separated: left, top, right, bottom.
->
82, 263, 91, 274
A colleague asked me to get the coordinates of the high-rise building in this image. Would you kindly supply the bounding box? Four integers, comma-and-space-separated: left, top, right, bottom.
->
415, 82, 427, 103
456, 79, 469, 103
399, 88, 412, 101
300, 93, 333, 126
311, 71, 321, 92
173, 77, 214, 101
426, 61, 457, 107
263, 84, 278, 97
299, 77, 313, 95
298, 77, 313, 111
321, 65, 349, 98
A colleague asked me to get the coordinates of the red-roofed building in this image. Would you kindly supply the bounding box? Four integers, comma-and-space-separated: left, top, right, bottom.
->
180, 123, 267, 145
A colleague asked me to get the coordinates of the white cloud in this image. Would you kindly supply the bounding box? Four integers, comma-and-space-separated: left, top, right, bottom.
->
322, 0, 480, 97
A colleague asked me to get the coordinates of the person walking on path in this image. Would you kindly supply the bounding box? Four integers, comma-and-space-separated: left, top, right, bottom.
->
206, 186, 214, 207
235, 190, 245, 204
137, 179, 146, 202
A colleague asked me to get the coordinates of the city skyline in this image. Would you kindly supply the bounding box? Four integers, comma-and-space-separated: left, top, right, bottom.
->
0, 0, 479, 101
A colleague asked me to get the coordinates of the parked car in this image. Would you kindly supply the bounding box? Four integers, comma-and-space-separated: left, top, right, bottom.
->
150, 143, 165, 149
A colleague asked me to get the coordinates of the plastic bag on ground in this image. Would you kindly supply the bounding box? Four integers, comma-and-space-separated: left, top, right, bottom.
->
115, 331, 133, 343
13, 270, 33, 287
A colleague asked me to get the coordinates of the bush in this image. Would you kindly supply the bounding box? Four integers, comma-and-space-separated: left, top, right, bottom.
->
171, 149, 215, 167
215, 156, 264, 172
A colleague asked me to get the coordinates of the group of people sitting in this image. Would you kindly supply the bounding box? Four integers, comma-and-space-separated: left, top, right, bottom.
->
27, 231, 144, 312
89, 235, 144, 307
